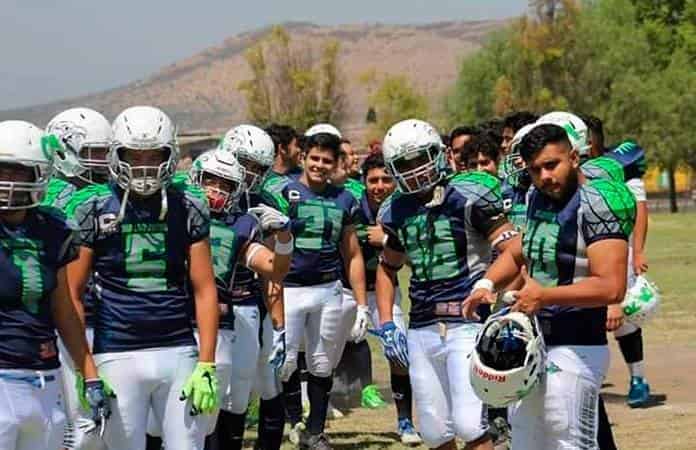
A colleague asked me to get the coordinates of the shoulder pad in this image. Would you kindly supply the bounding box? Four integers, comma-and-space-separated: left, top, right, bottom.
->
449, 171, 502, 201
581, 156, 624, 183
64, 184, 111, 218
582, 179, 636, 237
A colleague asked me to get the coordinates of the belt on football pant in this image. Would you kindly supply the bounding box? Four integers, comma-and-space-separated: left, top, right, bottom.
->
0, 371, 56, 389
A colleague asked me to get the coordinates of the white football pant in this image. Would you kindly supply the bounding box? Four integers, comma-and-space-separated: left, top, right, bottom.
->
408, 322, 488, 448
0, 369, 64, 450
510, 345, 609, 450
342, 289, 407, 339
94, 346, 213, 450
283, 280, 345, 379
254, 312, 282, 400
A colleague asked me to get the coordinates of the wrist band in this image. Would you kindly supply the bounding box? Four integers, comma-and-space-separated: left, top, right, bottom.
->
274, 235, 294, 255
473, 278, 494, 292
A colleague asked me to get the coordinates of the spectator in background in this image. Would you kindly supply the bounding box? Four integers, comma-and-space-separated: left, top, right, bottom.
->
341, 139, 361, 180
448, 126, 480, 172
265, 123, 302, 178
367, 139, 382, 156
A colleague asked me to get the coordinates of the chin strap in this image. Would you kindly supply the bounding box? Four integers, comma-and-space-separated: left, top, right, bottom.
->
113, 187, 130, 230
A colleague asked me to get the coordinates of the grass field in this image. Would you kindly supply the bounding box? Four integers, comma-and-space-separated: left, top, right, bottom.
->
251, 212, 696, 449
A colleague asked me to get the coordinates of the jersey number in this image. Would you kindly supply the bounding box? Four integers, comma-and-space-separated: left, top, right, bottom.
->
210, 225, 237, 286
124, 231, 167, 292
8, 240, 44, 313
523, 219, 560, 286
403, 216, 459, 281
295, 203, 343, 250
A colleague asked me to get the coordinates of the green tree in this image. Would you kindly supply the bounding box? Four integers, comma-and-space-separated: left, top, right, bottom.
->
369, 74, 429, 136
238, 26, 345, 130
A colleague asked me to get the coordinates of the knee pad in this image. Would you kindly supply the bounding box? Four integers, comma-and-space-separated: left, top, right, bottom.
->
307, 352, 332, 378
280, 351, 298, 383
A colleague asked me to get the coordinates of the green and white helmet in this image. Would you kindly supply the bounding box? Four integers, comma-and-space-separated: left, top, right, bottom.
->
622, 275, 660, 327
501, 123, 536, 181
0, 120, 59, 209
382, 119, 445, 194
45, 107, 112, 183
536, 111, 590, 157
190, 149, 245, 213
110, 106, 179, 197
220, 124, 274, 192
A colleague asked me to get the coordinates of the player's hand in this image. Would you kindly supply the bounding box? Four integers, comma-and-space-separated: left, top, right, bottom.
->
633, 251, 648, 275
370, 321, 409, 370
510, 266, 545, 315
248, 203, 290, 232
351, 305, 372, 343
606, 303, 625, 332
461, 289, 496, 320
268, 327, 286, 373
367, 225, 386, 248
77, 376, 115, 437
180, 362, 219, 416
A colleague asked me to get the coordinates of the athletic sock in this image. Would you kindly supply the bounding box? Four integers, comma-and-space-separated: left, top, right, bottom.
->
216, 410, 246, 450
616, 328, 645, 376
306, 373, 333, 435
283, 368, 304, 425
257, 395, 285, 450
390, 372, 413, 420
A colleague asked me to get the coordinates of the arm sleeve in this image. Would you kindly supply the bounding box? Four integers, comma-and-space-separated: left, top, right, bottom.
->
581, 180, 637, 246
65, 193, 98, 248
185, 189, 211, 243
467, 178, 508, 237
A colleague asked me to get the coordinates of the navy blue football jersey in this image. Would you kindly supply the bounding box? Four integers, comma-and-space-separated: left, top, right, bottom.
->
262, 180, 358, 287
501, 178, 530, 233
524, 179, 636, 346
0, 207, 79, 370
378, 172, 507, 328
209, 212, 263, 329
66, 182, 210, 354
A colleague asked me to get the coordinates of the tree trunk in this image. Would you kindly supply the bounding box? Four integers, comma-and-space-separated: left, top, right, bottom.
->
668, 165, 678, 213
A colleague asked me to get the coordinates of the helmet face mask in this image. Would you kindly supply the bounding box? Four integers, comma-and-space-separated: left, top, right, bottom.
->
500, 123, 536, 187
0, 122, 57, 210
111, 146, 175, 197
190, 149, 245, 213
388, 145, 443, 193
235, 152, 270, 192
220, 125, 274, 193
77, 145, 110, 183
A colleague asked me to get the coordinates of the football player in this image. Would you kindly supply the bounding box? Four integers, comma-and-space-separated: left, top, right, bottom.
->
465, 123, 636, 449
262, 128, 368, 449
0, 120, 110, 450
66, 106, 220, 450
44, 107, 113, 450
376, 119, 516, 450
188, 149, 292, 450
447, 126, 480, 173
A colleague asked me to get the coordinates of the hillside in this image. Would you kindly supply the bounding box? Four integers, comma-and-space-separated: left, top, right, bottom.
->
0, 20, 508, 138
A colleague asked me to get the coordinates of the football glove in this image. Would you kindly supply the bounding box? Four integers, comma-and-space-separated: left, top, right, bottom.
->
248, 203, 290, 232
179, 362, 219, 415
350, 305, 371, 343
371, 321, 409, 370
77, 375, 115, 437
268, 327, 286, 373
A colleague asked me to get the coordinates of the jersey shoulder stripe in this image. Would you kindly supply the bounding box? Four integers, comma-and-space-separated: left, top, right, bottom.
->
64, 184, 112, 218
581, 156, 625, 183
449, 171, 502, 201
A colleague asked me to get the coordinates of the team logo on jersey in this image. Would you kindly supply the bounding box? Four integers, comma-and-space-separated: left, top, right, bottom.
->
98, 213, 118, 233
288, 190, 301, 203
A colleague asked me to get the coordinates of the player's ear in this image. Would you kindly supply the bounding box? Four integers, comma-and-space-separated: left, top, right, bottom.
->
569, 148, 579, 169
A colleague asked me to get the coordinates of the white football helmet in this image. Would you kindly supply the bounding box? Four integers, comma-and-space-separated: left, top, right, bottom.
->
470, 310, 545, 407
622, 275, 660, 327
0, 120, 58, 209
220, 124, 274, 192
189, 149, 245, 213
46, 107, 112, 183
536, 111, 590, 157
109, 106, 178, 197
382, 119, 445, 194
501, 123, 537, 180
305, 123, 342, 138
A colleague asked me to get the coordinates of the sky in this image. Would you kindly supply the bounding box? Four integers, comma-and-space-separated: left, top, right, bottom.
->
1, 0, 528, 109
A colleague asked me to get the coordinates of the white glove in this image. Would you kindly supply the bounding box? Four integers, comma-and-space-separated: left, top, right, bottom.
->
350, 305, 371, 343
247, 203, 290, 232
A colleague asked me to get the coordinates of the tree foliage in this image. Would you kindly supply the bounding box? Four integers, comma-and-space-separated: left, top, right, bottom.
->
446, 0, 696, 211
367, 74, 429, 136
238, 26, 346, 131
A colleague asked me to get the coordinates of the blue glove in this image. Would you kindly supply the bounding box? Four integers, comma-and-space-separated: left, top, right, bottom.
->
268, 327, 286, 373
372, 321, 409, 370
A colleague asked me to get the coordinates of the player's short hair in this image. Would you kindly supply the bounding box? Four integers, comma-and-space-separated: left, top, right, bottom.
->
265, 124, 297, 154
305, 133, 341, 161
583, 114, 604, 145
518, 124, 572, 163
461, 134, 501, 165
449, 126, 480, 145
361, 152, 387, 178
503, 111, 539, 133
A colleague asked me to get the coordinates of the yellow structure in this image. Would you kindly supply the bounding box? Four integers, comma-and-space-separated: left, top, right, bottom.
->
644, 166, 693, 193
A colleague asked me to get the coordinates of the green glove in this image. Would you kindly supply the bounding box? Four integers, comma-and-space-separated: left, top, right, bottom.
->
179, 362, 219, 415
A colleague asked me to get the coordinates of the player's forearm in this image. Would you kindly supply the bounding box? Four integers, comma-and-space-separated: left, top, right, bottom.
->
264, 279, 285, 329
375, 264, 396, 325
270, 231, 292, 280
348, 254, 368, 306
539, 276, 626, 308
632, 201, 648, 253
194, 287, 219, 363
486, 248, 524, 291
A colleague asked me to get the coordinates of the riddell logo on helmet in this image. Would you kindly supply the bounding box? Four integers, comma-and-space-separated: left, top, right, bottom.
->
474, 365, 506, 382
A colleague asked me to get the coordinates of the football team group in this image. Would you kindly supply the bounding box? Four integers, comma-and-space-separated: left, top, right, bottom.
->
0, 105, 659, 450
